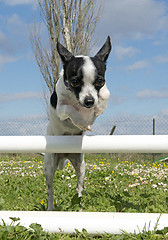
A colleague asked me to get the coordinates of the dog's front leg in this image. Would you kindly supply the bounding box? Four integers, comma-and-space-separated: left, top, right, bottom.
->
69, 153, 85, 197
57, 104, 91, 131
44, 153, 58, 211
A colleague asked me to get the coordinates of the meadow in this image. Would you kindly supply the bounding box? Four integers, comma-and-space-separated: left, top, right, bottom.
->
0, 153, 168, 239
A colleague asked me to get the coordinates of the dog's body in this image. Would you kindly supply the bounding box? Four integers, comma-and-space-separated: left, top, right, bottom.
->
45, 37, 111, 210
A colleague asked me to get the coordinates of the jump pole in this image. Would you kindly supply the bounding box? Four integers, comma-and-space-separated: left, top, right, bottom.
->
0, 211, 168, 235
0, 135, 168, 153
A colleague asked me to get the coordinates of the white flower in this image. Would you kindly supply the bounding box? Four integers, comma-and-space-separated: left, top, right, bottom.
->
105, 176, 110, 181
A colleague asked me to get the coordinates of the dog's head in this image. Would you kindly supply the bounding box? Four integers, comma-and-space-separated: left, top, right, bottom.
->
57, 37, 111, 108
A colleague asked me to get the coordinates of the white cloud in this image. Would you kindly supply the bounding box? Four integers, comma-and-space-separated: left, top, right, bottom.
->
0, 54, 21, 67
153, 40, 164, 46
0, 30, 15, 54
114, 45, 140, 60
0, 14, 33, 64
2, 0, 37, 7
160, 109, 168, 115
0, 92, 42, 104
8, 14, 22, 26
7, 14, 30, 39
135, 89, 168, 99
125, 60, 151, 71
98, 0, 168, 41
153, 55, 168, 63
110, 95, 129, 105
0, 14, 28, 55
0, 31, 6, 43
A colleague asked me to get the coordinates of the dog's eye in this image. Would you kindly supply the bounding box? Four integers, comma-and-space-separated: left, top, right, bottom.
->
69, 77, 80, 88
94, 76, 105, 88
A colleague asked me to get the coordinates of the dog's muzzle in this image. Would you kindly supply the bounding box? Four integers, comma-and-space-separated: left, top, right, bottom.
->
84, 96, 95, 108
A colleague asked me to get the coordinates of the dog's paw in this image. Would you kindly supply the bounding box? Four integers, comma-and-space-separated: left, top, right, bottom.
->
75, 123, 92, 132
87, 125, 93, 131
80, 125, 93, 132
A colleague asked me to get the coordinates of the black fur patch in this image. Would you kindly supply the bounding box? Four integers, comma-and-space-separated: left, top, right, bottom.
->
64, 57, 84, 99
50, 91, 57, 109
91, 57, 106, 77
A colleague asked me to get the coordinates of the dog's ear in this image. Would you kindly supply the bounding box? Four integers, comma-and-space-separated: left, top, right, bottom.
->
94, 36, 112, 62
57, 40, 73, 63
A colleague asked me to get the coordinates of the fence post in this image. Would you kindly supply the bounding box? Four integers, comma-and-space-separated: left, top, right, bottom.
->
110, 125, 116, 135
153, 118, 155, 162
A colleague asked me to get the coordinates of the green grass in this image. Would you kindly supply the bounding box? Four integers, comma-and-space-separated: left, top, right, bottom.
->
0, 153, 168, 239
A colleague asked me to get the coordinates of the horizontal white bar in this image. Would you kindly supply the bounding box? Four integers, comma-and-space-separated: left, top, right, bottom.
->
0, 211, 167, 235
0, 135, 168, 153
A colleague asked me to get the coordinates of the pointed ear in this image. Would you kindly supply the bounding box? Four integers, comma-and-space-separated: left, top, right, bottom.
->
57, 40, 73, 63
94, 36, 112, 62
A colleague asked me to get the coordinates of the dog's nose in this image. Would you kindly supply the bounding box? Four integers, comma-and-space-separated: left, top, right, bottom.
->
84, 96, 95, 108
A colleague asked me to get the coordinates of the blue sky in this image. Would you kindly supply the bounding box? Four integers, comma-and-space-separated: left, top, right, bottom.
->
0, 0, 168, 126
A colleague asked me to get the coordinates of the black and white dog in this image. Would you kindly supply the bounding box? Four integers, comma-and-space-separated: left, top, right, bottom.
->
44, 36, 111, 210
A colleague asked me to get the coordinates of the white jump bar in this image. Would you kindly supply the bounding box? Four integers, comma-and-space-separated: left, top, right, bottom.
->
0, 135, 168, 153
0, 211, 167, 235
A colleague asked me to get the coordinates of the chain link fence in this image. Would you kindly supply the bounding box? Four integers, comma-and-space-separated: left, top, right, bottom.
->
91, 114, 168, 135
0, 114, 168, 136
0, 115, 48, 136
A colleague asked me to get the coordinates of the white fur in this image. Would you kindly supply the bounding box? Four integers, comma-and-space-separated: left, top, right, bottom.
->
79, 57, 98, 106
44, 58, 110, 211
82, 56, 96, 82
95, 84, 110, 116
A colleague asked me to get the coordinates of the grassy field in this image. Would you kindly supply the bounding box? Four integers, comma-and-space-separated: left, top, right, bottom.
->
0, 153, 168, 239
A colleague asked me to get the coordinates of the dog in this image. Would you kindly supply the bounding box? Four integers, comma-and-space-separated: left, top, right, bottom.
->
44, 36, 111, 210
